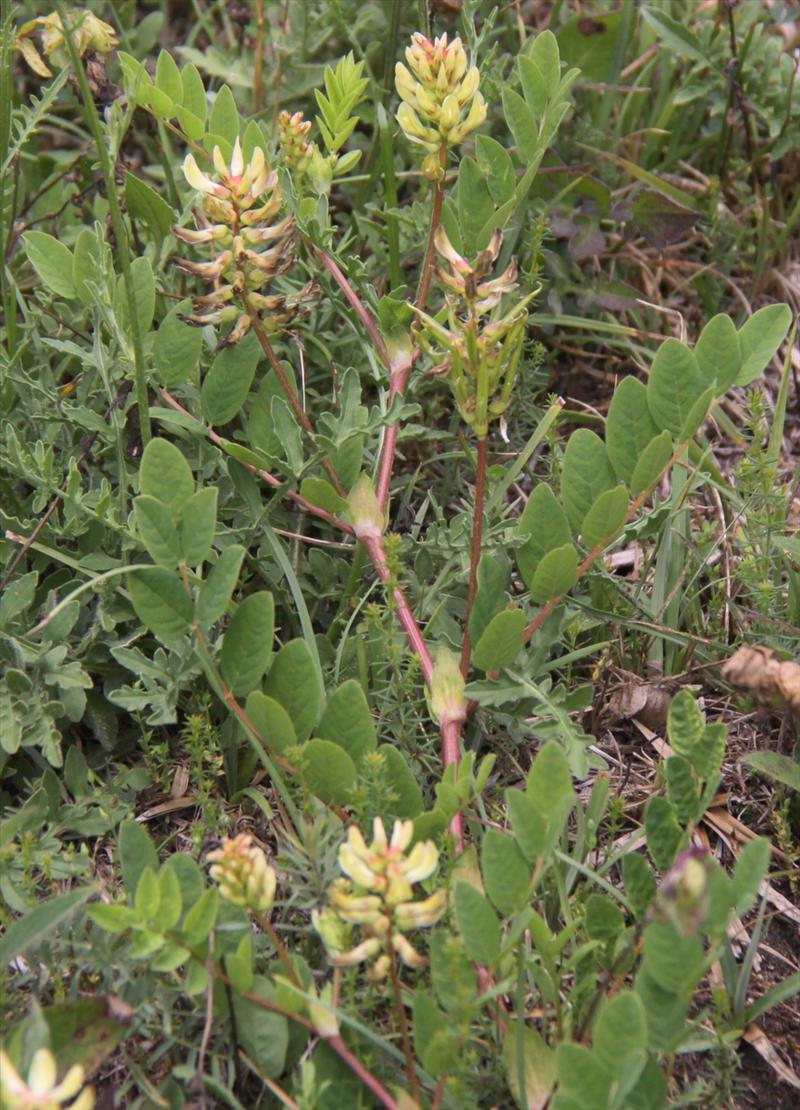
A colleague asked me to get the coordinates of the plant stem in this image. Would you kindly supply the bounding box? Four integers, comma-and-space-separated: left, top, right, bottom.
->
460, 435, 488, 679
56, 1, 151, 447
415, 164, 446, 312
260, 915, 301, 988
253, 0, 266, 114
387, 937, 420, 1103
241, 297, 346, 496
326, 1036, 400, 1110
311, 244, 390, 367
158, 389, 354, 534
360, 533, 434, 684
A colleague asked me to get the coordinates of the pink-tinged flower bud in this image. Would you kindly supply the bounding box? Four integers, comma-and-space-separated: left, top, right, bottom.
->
446, 91, 487, 144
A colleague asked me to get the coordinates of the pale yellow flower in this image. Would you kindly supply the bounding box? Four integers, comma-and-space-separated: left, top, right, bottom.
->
207, 833, 277, 914
15, 9, 117, 78
0, 1047, 95, 1110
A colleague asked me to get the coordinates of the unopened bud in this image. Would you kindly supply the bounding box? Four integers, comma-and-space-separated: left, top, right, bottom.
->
346, 474, 384, 541
429, 645, 466, 726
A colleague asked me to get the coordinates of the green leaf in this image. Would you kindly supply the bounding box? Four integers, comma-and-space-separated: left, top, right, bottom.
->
157, 866, 183, 929
593, 990, 648, 1075
139, 437, 194, 515
554, 1042, 612, 1106
731, 836, 771, 916
298, 478, 347, 515
694, 313, 741, 394
630, 430, 674, 496
209, 84, 239, 140
556, 10, 625, 80
560, 429, 617, 532
605, 377, 661, 483
244, 691, 297, 755
232, 977, 289, 1078
506, 788, 546, 863
641, 920, 705, 993
135, 867, 161, 920
180, 487, 217, 566
0, 886, 95, 965
302, 738, 357, 804
72, 228, 104, 305
579, 485, 628, 550
585, 894, 624, 942
37, 996, 133, 1075
221, 592, 275, 696
430, 932, 477, 1022
529, 543, 578, 604
469, 554, 509, 644
317, 680, 376, 765
453, 880, 501, 966
679, 385, 714, 439
195, 544, 245, 626
155, 49, 183, 102
623, 852, 657, 921
119, 819, 158, 897
520, 30, 560, 113
125, 172, 174, 244
249, 368, 299, 462
736, 304, 792, 385
635, 968, 689, 1052
502, 87, 538, 163
116, 256, 155, 336
413, 993, 459, 1077
527, 740, 575, 822
182, 888, 218, 945
201, 333, 260, 424
379, 744, 424, 817
666, 755, 700, 824
86, 903, 136, 932
646, 339, 706, 435
667, 690, 704, 757
482, 828, 530, 916
472, 609, 526, 672
645, 797, 683, 870
134, 495, 182, 566
689, 722, 726, 782
516, 483, 572, 589
128, 567, 193, 642
153, 300, 204, 388
264, 639, 323, 743
475, 135, 516, 205
24, 231, 76, 299
457, 157, 495, 253
742, 751, 800, 792
640, 6, 712, 64
503, 1023, 556, 1109
180, 62, 207, 121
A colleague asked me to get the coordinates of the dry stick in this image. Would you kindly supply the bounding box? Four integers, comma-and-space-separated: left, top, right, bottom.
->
242, 296, 347, 496
460, 435, 489, 679
158, 389, 353, 535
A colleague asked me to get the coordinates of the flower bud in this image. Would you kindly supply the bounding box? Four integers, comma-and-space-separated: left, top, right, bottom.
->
207, 833, 277, 915
429, 645, 466, 727
346, 474, 384, 541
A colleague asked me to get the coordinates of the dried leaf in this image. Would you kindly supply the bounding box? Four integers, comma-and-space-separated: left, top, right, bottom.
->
720, 647, 800, 714
743, 1024, 800, 1090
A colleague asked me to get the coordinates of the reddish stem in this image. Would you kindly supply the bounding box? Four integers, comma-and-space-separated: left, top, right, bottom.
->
360, 533, 434, 684
326, 1036, 401, 1110
158, 390, 353, 535
375, 348, 414, 512
312, 245, 390, 367
460, 436, 488, 679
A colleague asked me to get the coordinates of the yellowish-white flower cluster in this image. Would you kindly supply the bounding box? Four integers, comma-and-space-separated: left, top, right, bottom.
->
15, 8, 118, 78
174, 137, 314, 344
313, 818, 446, 981
278, 111, 315, 176
416, 228, 538, 437
0, 1047, 94, 1110
395, 32, 486, 180
207, 832, 277, 914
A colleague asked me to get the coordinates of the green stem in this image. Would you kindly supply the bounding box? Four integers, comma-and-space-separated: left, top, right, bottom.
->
56, 1, 151, 446
460, 435, 488, 679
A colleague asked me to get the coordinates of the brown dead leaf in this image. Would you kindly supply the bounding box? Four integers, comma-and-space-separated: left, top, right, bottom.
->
720, 646, 800, 714
607, 677, 670, 730
743, 1023, 800, 1090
